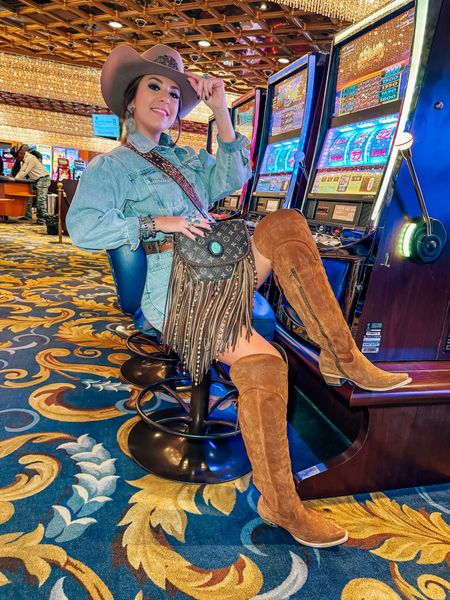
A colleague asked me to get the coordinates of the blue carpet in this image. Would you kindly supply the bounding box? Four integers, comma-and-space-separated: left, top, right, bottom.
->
0, 223, 449, 599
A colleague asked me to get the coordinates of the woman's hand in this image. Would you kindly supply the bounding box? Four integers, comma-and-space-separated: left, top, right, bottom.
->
153, 216, 212, 241
186, 73, 227, 112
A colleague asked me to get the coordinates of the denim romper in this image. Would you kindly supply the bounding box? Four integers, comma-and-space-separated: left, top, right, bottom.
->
66, 130, 252, 331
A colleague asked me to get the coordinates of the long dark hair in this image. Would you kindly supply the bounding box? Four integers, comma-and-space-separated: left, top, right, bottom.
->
121, 75, 182, 146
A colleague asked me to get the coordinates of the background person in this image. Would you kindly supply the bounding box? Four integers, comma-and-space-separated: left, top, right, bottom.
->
14, 144, 50, 224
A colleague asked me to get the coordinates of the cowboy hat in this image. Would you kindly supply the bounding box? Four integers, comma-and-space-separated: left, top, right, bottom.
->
101, 44, 200, 119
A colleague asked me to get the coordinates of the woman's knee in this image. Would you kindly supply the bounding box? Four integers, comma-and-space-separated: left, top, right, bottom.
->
218, 327, 281, 367
251, 238, 272, 289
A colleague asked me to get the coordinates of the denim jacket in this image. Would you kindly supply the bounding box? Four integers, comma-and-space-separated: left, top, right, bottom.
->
67, 129, 252, 331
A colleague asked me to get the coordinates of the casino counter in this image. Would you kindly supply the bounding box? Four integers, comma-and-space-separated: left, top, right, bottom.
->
0, 176, 34, 220
0, 175, 77, 234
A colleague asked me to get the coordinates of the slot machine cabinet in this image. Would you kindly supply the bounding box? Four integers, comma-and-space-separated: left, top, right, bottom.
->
57, 158, 72, 181
73, 160, 87, 180
247, 53, 328, 228
1, 150, 15, 175
277, 0, 450, 500
206, 116, 219, 156
212, 89, 266, 218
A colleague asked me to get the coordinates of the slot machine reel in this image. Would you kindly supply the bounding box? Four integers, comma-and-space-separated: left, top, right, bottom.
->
395, 132, 447, 263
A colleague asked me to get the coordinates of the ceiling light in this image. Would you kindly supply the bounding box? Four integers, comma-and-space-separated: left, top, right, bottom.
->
260, 2, 268, 9
198, 40, 211, 47
278, 57, 290, 64
273, 0, 391, 22
109, 21, 123, 29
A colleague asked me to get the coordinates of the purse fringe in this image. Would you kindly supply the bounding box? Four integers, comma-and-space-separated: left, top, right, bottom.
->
163, 252, 256, 385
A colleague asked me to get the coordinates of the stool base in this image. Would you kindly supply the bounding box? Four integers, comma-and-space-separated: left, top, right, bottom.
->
127, 407, 251, 483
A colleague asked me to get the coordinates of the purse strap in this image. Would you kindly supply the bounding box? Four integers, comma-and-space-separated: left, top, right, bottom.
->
126, 142, 211, 221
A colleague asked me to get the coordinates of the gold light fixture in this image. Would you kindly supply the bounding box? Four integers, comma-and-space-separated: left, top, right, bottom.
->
271, 0, 393, 22
0, 53, 239, 126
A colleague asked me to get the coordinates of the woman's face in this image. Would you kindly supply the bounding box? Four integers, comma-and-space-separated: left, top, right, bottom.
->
133, 74, 181, 142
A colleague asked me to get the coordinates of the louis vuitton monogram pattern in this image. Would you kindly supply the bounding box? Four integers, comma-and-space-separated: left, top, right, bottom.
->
175, 220, 252, 281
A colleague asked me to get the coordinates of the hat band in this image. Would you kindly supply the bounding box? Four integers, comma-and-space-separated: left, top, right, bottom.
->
154, 54, 181, 71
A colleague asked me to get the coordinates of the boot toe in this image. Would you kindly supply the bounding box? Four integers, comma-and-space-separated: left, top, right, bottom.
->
258, 498, 348, 548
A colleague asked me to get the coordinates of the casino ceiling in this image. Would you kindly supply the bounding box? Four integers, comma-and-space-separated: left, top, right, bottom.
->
0, 0, 346, 93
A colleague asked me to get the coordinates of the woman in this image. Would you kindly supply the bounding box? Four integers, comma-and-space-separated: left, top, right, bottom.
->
68, 44, 411, 550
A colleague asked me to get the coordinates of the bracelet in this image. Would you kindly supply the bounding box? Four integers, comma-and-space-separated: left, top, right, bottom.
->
138, 216, 157, 240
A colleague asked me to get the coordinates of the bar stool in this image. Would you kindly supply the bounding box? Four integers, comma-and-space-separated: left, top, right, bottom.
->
108, 243, 276, 483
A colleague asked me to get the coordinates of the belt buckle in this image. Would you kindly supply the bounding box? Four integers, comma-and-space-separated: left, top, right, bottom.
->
160, 238, 172, 252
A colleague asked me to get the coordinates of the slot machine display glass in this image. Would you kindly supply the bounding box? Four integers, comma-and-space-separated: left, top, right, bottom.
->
234, 98, 256, 150
232, 97, 257, 199
309, 7, 415, 202
255, 69, 308, 195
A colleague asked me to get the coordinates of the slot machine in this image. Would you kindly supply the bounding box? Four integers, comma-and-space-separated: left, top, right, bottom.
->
211, 89, 266, 218
57, 157, 71, 180
1, 150, 15, 175
276, 0, 450, 500
73, 160, 87, 180
247, 53, 328, 226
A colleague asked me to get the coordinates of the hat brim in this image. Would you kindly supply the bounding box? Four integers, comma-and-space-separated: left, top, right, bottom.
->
101, 45, 200, 119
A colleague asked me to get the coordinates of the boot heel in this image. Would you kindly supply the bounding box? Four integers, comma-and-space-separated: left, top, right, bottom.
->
322, 374, 345, 386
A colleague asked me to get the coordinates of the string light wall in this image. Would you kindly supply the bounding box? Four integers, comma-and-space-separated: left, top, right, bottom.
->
0, 52, 238, 125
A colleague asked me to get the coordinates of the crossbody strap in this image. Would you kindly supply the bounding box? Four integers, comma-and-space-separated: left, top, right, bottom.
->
126, 142, 211, 220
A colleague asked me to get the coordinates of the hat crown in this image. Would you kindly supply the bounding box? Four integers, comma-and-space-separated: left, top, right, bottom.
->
141, 44, 184, 74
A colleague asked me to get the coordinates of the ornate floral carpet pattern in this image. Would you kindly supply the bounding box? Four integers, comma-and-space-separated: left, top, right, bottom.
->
0, 223, 449, 600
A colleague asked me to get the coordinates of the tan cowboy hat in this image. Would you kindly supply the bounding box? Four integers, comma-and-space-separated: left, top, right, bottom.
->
101, 44, 200, 119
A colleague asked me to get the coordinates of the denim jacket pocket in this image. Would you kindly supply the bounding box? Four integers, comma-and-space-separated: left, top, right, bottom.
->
130, 169, 185, 215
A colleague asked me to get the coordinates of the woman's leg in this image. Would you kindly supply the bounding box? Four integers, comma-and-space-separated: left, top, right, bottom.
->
253, 209, 411, 392
218, 325, 279, 366
217, 330, 348, 548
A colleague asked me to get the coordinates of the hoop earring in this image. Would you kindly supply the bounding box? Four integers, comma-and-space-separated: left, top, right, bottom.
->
169, 115, 181, 147
125, 103, 136, 134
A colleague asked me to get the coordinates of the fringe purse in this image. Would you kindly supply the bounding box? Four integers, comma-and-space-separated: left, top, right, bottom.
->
127, 143, 256, 384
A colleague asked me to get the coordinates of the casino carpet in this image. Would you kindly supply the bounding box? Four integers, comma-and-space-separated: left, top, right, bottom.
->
0, 222, 449, 600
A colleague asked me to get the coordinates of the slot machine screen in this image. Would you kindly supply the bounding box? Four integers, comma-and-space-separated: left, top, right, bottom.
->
310, 114, 398, 198
234, 98, 255, 150
309, 7, 415, 202
335, 8, 415, 118
270, 69, 307, 138
2, 150, 14, 175
255, 138, 299, 193
255, 67, 308, 195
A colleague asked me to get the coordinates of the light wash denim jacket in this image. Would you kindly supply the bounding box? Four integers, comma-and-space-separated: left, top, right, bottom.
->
67, 129, 252, 331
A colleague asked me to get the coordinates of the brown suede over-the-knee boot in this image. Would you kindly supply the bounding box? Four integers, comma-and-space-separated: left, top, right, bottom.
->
253, 209, 411, 392
230, 353, 348, 548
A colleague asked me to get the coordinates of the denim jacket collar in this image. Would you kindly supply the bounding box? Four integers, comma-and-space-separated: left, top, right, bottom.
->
128, 130, 188, 157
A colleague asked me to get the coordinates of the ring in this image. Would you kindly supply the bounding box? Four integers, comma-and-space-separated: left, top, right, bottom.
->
202, 73, 209, 79
193, 218, 201, 224
185, 216, 192, 223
